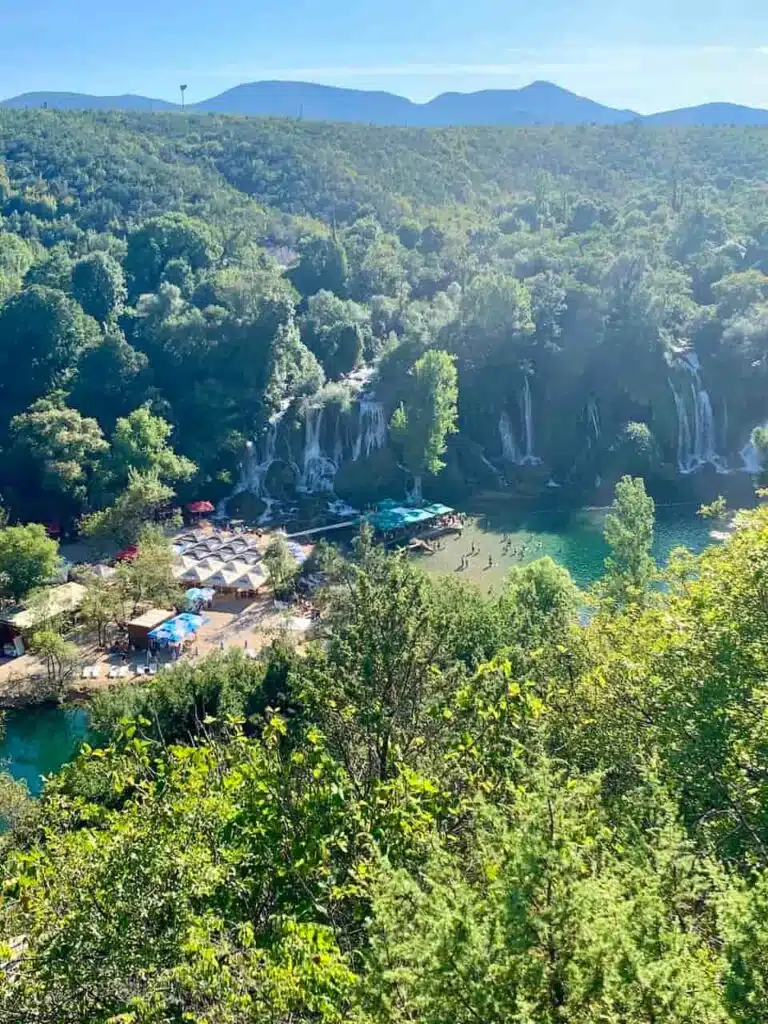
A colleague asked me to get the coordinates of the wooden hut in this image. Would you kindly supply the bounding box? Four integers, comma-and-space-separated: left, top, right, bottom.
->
125, 608, 175, 650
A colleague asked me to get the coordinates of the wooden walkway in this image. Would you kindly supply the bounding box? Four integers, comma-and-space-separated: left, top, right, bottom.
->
285, 519, 360, 539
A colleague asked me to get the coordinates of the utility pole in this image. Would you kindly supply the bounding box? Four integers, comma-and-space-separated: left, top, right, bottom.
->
180, 84, 187, 111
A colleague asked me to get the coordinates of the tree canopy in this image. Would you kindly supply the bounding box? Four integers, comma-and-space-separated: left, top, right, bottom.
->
4, 496, 768, 1019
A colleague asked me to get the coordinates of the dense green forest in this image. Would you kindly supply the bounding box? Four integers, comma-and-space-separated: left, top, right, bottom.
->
1, 110, 768, 529
4, 110, 768, 1019
3, 484, 768, 1020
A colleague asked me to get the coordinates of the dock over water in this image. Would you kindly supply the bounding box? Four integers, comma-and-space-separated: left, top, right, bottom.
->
285, 519, 361, 539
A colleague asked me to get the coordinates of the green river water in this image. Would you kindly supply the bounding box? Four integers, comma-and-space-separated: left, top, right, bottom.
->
1, 502, 715, 796
415, 501, 714, 591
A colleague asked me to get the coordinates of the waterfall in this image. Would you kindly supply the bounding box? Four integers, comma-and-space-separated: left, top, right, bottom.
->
499, 410, 522, 463
226, 414, 284, 522
406, 474, 423, 504
499, 379, 540, 466
241, 423, 278, 496
587, 398, 600, 445
670, 353, 728, 473
298, 406, 338, 493
352, 395, 387, 461
333, 424, 344, 469
670, 379, 693, 473
519, 377, 541, 466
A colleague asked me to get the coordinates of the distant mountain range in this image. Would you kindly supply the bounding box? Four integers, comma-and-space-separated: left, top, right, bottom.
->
3, 80, 768, 127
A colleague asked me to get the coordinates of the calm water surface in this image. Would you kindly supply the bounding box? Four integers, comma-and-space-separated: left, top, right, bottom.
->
1, 705, 89, 795
415, 501, 714, 591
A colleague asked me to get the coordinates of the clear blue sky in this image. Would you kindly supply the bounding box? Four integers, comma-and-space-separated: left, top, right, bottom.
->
1, 0, 767, 112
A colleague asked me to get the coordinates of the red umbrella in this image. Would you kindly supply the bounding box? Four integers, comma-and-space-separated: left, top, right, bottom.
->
187, 500, 215, 514
115, 545, 139, 562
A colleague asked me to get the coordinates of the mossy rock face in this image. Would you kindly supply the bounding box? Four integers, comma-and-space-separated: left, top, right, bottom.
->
335, 448, 405, 505
227, 492, 267, 523
264, 461, 299, 499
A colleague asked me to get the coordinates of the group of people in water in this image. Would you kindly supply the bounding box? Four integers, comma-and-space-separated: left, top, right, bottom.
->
456, 532, 545, 573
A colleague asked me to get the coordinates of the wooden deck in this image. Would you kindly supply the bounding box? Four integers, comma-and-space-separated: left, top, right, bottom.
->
285, 519, 360, 539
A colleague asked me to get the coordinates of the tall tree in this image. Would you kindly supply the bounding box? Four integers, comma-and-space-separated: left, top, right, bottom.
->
0, 523, 60, 602
125, 212, 221, 297
80, 470, 178, 549
599, 475, 656, 609
71, 251, 127, 324
289, 235, 348, 297
0, 286, 100, 425
107, 406, 196, 492
7, 394, 109, 523
390, 349, 458, 489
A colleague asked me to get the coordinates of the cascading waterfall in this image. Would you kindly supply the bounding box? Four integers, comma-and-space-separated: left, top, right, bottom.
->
499, 410, 522, 463
352, 395, 387, 461
406, 474, 423, 504
298, 406, 338, 493
669, 380, 693, 473
499, 378, 540, 465
226, 412, 286, 522
669, 352, 727, 473
240, 422, 278, 496
519, 377, 541, 466
586, 398, 601, 445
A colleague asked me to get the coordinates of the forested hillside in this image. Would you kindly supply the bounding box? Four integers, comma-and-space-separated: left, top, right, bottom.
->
4, 110, 768, 1020
2, 110, 768, 529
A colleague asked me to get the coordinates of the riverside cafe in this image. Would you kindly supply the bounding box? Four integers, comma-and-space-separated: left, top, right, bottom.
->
363, 500, 456, 544
147, 612, 209, 658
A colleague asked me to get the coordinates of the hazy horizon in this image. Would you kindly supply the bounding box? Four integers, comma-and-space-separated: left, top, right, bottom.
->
1, 0, 767, 114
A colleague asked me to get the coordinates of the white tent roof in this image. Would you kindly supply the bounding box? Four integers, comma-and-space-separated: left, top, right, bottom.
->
208, 569, 241, 588
223, 559, 251, 576
194, 557, 225, 573
199, 536, 224, 549
239, 548, 263, 564
234, 569, 268, 590
180, 566, 211, 584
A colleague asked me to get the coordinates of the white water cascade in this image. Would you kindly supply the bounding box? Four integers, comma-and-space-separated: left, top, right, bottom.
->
298, 406, 338, 493
240, 423, 278, 497
519, 377, 541, 465
669, 352, 727, 473
499, 378, 540, 465
586, 398, 601, 445
352, 395, 387, 461
406, 474, 423, 504
227, 412, 286, 522
499, 410, 522, 463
